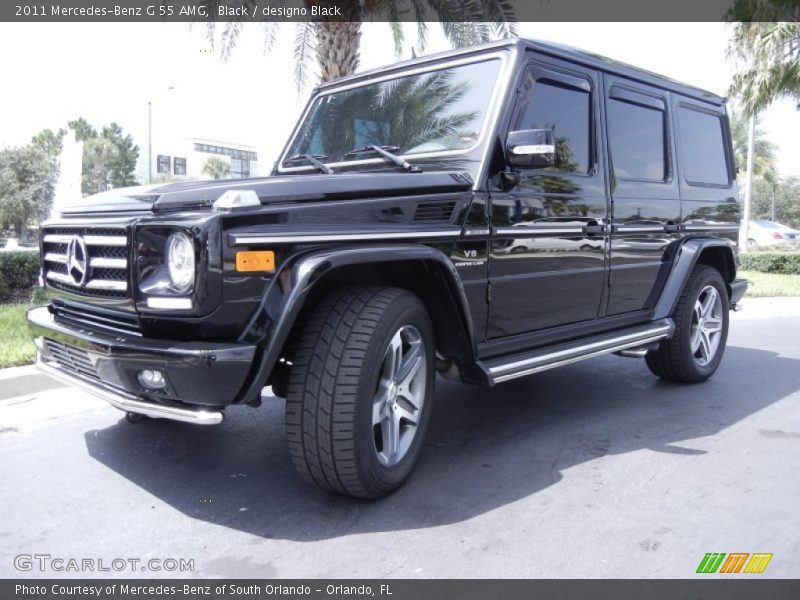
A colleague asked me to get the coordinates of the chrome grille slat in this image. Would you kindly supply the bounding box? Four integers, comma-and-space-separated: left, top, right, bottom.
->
86, 279, 128, 291
89, 257, 126, 269
44, 252, 67, 263
46, 271, 128, 291
43, 234, 127, 246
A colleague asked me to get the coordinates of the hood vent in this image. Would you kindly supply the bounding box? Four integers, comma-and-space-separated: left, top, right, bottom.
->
413, 201, 456, 223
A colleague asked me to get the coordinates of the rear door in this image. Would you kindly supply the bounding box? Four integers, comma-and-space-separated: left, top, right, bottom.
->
603, 75, 681, 315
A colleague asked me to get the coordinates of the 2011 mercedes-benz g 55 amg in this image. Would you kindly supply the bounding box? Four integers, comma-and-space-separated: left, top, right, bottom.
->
29, 38, 747, 498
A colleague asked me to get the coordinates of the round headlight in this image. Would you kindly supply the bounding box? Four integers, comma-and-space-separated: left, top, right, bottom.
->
166, 232, 195, 293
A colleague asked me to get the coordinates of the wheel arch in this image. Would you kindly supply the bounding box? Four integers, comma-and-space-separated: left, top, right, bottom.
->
233, 245, 478, 403
652, 237, 737, 321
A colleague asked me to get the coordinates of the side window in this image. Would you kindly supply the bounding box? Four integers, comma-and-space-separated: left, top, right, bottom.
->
607, 90, 667, 182
677, 106, 730, 186
515, 73, 591, 174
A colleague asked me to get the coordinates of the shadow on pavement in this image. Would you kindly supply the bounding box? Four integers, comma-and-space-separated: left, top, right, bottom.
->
84, 346, 799, 541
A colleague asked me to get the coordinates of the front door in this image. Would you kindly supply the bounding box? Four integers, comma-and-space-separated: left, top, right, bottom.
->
487, 58, 608, 338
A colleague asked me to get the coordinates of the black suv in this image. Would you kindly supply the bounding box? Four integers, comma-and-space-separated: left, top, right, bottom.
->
28, 39, 747, 498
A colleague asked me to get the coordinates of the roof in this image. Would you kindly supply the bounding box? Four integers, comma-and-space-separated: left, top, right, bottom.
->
317, 38, 725, 106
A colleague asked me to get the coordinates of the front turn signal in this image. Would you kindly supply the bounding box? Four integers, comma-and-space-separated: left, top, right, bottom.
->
236, 250, 275, 273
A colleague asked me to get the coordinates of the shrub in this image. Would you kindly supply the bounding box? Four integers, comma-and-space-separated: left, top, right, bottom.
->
29, 285, 49, 306
0, 273, 9, 303
740, 252, 800, 275
0, 251, 40, 293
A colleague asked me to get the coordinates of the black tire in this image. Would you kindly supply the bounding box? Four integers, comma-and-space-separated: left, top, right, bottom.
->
646, 265, 729, 383
285, 286, 435, 498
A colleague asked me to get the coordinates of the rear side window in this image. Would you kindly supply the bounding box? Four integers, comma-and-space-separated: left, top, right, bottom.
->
677, 106, 730, 186
516, 78, 591, 174
607, 96, 667, 182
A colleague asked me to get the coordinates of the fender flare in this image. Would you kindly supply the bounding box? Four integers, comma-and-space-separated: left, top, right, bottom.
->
233, 244, 474, 403
652, 237, 736, 321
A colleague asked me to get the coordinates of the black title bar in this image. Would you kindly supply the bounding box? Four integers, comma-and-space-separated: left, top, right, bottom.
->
1, 0, 785, 23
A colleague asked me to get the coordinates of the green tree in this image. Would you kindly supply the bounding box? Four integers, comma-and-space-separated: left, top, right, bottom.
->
68, 118, 139, 195
751, 177, 800, 228
202, 157, 231, 179
32, 128, 66, 158
206, 1, 516, 89
100, 123, 139, 188
81, 137, 119, 195
729, 110, 778, 183
727, 2, 800, 114
0, 145, 58, 236
67, 117, 97, 142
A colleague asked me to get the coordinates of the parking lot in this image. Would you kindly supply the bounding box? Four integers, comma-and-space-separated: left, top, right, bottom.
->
1, 298, 798, 578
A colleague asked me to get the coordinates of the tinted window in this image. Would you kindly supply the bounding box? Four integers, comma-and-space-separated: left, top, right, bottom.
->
517, 78, 591, 173
678, 106, 729, 186
607, 98, 666, 181
285, 60, 501, 165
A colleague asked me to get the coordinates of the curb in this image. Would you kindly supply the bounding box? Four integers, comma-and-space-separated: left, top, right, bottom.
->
0, 363, 65, 403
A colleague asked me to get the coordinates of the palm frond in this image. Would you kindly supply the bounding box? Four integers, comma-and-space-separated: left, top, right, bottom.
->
220, 22, 241, 62
728, 20, 800, 114
294, 22, 318, 92
262, 22, 280, 55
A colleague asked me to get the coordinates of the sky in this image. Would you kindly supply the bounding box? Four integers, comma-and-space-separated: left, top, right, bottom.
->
0, 21, 797, 179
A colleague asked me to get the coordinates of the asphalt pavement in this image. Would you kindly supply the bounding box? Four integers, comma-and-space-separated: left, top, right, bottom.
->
1, 298, 799, 578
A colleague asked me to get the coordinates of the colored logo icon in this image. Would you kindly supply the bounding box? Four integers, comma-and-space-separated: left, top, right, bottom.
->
697, 552, 773, 574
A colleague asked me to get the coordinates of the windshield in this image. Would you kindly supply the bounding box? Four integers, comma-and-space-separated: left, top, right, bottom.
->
283, 59, 501, 168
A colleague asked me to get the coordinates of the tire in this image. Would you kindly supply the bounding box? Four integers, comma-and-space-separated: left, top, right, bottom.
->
285, 286, 435, 498
646, 265, 729, 383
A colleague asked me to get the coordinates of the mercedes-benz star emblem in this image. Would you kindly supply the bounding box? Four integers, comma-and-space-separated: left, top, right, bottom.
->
66, 235, 89, 287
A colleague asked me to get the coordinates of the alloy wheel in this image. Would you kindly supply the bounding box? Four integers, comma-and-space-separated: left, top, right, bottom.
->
691, 285, 724, 366
372, 324, 427, 467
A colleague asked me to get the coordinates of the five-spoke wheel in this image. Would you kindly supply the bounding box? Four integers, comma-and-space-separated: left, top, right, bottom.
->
372, 325, 427, 467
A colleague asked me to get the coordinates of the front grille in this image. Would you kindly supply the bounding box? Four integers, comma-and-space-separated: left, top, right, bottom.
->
43, 339, 100, 381
42, 228, 129, 299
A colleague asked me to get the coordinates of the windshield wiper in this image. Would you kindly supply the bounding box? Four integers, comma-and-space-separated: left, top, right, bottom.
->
344, 145, 422, 173
284, 154, 334, 174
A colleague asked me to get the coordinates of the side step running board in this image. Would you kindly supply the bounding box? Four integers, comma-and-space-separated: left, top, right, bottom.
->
479, 319, 674, 385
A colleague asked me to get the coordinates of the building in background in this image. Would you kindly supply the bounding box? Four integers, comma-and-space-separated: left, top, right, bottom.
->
149, 137, 260, 182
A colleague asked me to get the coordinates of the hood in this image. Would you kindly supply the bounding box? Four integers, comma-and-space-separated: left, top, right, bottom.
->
58, 172, 474, 215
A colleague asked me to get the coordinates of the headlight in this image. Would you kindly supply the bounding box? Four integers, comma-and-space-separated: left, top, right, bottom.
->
166, 232, 195, 293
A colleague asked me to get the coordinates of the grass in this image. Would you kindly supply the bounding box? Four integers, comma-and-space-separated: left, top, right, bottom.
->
0, 303, 36, 368
739, 270, 800, 298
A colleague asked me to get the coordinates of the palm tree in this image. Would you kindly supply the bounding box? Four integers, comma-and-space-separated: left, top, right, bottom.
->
729, 110, 778, 184
205, 0, 517, 89
725, 2, 798, 250
202, 157, 231, 179
727, 2, 800, 115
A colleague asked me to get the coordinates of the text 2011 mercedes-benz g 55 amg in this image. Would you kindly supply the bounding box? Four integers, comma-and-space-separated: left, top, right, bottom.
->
29, 39, 747, 498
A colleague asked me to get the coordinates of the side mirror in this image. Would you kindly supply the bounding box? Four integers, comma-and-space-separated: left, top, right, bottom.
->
506, 129, 555, 168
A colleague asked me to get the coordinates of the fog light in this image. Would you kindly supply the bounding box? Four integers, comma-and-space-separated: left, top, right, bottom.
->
138, 369, 167, 390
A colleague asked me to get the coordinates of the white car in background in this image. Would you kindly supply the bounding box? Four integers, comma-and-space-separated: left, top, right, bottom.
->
746, 220, 800, 249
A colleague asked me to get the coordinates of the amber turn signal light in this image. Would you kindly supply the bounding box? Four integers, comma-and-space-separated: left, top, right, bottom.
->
236, 250, 275, 272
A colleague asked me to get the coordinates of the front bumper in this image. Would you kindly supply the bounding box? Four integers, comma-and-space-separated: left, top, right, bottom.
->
27, 306, 257, 425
